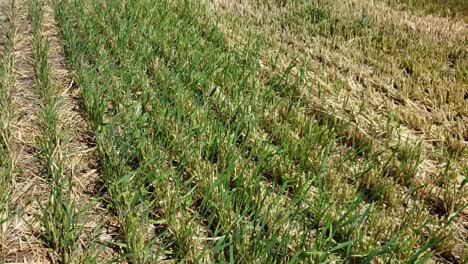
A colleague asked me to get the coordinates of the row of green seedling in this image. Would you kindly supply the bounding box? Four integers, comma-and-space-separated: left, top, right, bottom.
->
52, 0, 457, 262
135, 3, 444, 261
53, 0, 320, 260
50, 0, 384, 260
209, 2, 464, 256
27, 0, 91, 262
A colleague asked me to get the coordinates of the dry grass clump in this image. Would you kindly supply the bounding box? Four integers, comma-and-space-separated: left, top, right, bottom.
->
389, 0, 468, 22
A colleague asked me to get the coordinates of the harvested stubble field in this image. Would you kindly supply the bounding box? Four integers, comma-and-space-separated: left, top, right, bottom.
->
0, 0, 466, 263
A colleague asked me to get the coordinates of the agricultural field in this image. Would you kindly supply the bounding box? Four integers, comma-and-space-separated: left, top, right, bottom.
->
0, 0, 466, 263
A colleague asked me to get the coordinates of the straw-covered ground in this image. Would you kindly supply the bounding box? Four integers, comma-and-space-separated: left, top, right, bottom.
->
0, 0, 466, 263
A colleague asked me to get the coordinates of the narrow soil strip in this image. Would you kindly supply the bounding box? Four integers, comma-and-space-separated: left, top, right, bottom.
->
6, 0, 50, 261
41, 3, 117, 261
42, 3, 99, 209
